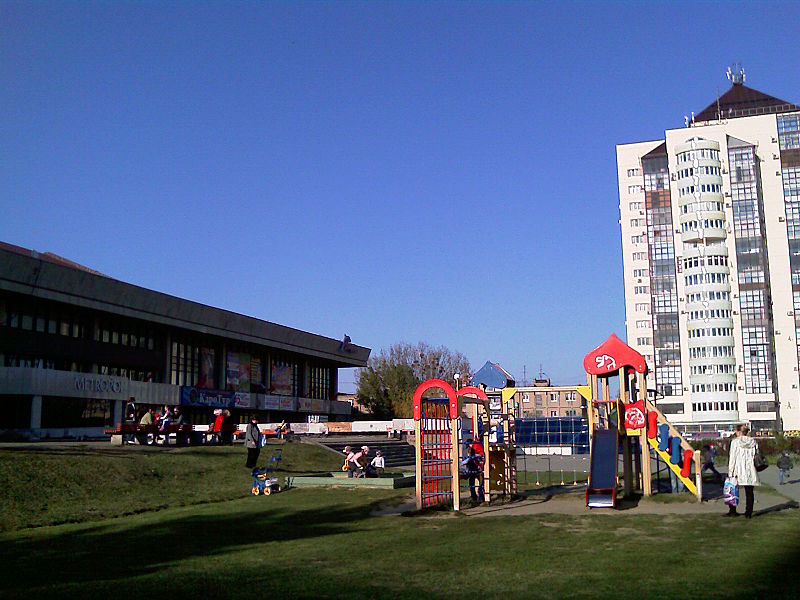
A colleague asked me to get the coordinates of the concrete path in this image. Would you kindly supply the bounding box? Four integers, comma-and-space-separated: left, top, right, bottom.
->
752, 464, 800, 503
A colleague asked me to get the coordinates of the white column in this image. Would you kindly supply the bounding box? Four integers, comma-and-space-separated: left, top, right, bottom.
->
112, 400, 123, 426
30, 395, 42, 429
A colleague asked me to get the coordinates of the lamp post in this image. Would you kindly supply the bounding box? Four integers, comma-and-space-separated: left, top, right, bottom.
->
453, 372, 461, 391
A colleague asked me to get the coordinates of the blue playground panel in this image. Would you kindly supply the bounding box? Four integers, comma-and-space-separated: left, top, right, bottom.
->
514, 417, 590, 453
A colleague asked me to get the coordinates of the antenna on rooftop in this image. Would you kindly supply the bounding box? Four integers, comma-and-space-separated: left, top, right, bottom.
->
727, 63, 745, 86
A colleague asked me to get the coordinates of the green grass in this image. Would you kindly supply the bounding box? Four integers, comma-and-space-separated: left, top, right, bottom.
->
0, 440, 339, 532
1, 442, 799, 599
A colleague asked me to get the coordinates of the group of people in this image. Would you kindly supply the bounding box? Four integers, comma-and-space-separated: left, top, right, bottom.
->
343, 445, 384, 478
133, 404, 186, 445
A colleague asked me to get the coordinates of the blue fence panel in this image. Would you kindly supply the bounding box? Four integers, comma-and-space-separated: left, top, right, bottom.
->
515, 417, 590, 454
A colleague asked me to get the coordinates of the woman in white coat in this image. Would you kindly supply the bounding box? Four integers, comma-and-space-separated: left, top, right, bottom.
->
726, 425, 760, 518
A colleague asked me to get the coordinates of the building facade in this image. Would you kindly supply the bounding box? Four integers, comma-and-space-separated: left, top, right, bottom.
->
0, 243, 370, 439
617, 70, 800, 433
512, 378, 586, 419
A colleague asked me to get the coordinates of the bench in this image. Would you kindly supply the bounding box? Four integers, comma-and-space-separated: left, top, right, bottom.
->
105, 423, 193, 446
106, 423, 283, 446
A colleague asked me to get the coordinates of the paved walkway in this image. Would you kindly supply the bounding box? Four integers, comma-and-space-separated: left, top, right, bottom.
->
729, 464, 800, 503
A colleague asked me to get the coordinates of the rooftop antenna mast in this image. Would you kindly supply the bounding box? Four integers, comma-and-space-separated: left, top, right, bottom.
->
727, 62, 745, 86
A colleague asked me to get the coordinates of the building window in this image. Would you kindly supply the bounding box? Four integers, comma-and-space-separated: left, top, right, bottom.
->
627, 168, 640, 177
171, 340, 201, 387
308, 365, 331, 400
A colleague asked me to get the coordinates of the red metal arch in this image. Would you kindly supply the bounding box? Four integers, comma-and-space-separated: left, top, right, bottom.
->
412, 379, 457, 420
455, 386, 489, 401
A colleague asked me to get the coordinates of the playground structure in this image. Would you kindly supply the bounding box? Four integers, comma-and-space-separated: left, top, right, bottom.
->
412, 334, 702, 511
413, 380, 516, 511
583, 334, 702, 507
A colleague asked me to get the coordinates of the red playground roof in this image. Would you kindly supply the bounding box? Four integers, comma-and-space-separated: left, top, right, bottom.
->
583, 333, 647, 376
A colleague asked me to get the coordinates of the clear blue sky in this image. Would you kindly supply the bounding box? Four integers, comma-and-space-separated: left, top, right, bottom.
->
3, 1, 800, 392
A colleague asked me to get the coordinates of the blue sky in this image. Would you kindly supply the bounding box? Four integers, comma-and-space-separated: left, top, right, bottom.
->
2, 1, 800, 392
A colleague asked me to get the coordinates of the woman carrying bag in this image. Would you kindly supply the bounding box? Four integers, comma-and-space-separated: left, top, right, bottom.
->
726, 425, 760, 518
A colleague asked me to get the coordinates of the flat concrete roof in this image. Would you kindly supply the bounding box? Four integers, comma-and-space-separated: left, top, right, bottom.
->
0, 245, 370, 367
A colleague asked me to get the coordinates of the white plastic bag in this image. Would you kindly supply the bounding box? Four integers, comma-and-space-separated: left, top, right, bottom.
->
723, 476, 739, 507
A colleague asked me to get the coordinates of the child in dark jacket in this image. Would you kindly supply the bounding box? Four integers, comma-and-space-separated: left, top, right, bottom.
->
460, 447, 484, 503
777, 451, 794, 485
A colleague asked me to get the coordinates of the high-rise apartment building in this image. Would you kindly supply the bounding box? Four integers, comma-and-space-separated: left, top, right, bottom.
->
617, 67, 800, 433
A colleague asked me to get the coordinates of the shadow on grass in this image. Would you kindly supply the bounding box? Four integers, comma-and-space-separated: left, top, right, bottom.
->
753, 500, 799, 517
0, 491, 391, 595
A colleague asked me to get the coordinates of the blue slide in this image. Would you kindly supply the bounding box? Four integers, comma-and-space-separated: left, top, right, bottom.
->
585, 427, 619, 508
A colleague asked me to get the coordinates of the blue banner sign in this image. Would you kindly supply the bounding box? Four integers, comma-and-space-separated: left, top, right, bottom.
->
181, 387, 236, 408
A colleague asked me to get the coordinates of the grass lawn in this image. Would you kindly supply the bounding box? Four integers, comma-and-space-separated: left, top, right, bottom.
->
1, 442, 799, 599
0, 440, 338, 531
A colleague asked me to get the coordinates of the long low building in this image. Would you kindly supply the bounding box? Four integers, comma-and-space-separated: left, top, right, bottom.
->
0, 242, 370, 439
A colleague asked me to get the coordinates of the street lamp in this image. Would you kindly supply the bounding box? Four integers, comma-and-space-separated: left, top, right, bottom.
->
453, 372, 461, 391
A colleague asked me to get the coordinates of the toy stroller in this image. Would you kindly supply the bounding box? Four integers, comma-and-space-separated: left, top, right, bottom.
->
251, 467, 280, 495
250, 449, 284, 496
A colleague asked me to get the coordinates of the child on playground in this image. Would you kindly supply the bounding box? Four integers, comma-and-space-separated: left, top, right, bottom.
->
365, 450, 384, 478
777, 451, 794, 485
460, 447, 484, 503
347, 446, 369, 478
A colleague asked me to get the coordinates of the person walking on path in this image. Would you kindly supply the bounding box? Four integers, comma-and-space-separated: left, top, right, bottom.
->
245, 416, 262, 468
726, 425, 760, 518
777, 451, 794, 485
701, 443, 723, 482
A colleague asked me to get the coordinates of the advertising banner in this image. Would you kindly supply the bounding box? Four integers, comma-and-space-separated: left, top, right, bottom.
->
310, 399, 325, 413
262, 395, 281, 410
270, 362, 293, 396
279, 396, 295, 411
198, 347, 215, 389
233, 392, 252, 409
181, 387, 235, 408
226, 352, 251, 392
326, 422, 353, 434
297, 397, 313, 412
